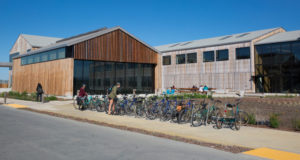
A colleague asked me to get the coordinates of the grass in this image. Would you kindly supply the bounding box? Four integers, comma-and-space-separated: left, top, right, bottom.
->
0, 91, 57, 102
269, 113, 280, 128
248, 113, 256, 125
152, 93, 211, 100
292, 119, 300, 131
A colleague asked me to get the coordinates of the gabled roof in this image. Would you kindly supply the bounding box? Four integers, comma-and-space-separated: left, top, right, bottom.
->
21, 34, 62, 48
15, 26, 159, 59
155, 27, 282, 53
255, 30, 300, 45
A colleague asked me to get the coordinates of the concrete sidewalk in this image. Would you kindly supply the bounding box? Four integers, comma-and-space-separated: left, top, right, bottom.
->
1, 97, 300, 154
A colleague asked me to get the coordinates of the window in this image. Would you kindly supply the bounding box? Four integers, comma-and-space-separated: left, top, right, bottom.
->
27, 55, 33, 64
20, 47, 66, 65
203, 51, 214, 62
57, 48, 65, 59
187, 53, 197, 63
236, 33, 249, 38
27, 49, 31, 52
236, 47, 250, 59
49, 50, 57, 60
176, 54, 186, 64
216, 49, 229, 61
163, 56, 171, 65
21, 57, 27, 65
219, 36, 232, 40
33, 54, 40, 63
41, 52, 48, 62
169, 43, 181, 47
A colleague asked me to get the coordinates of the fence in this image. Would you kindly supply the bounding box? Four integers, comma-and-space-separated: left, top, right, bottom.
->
0, 80, 8, 88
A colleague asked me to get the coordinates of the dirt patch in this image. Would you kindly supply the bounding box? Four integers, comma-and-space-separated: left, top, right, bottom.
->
19, 108, 252, 153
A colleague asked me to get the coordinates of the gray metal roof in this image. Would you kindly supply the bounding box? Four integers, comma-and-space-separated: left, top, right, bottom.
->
255, 30, 300, 45
0, 62, 12, 67
155, 28, 281, 53
15, 26, 159, 59
22, 34, 62, 48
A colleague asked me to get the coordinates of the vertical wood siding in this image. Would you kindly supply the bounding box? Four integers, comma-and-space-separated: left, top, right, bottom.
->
74, 29, 157, 64
12, 58, 74, 96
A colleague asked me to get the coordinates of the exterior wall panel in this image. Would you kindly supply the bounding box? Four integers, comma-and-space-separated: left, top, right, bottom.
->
12, 58, 74, 96
74, 29, 157, 64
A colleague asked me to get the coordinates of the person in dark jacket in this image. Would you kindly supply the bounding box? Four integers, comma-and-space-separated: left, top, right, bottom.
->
36, 83, 44, 102
108, 82, 120, 115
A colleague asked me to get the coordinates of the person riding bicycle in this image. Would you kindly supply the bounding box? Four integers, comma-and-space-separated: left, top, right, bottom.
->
108, 82, 120, 115
79, 84, 88, 98
77, 84, 88, 109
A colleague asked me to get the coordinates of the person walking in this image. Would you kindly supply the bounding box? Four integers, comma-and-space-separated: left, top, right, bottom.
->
36, 83, 44, 102
108, 82, 120, 115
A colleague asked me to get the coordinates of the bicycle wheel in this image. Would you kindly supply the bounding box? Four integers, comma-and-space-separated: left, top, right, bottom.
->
96, 101, 105, 112
73, 97, 79, 110
239, 110, 249, 126
73, 97, 82, 110
145, 103, 157, 120
191, 109, 205, 127
234, 113, 241, 130
215, 112, 223, 129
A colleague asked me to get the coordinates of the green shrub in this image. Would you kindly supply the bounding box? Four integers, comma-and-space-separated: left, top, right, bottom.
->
269, 113, 280, 128
45, 96, 57, 101
292, 119, 300, 131
248, 113, 256, 125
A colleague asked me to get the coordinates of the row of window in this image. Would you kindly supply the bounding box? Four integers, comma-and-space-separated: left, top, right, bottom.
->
162, 47, 250, 65
21, 48, 66, 65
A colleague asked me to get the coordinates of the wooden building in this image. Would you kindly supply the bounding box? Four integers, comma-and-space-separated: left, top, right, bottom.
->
12, 27, 160, 96
155, 27, 285, 93
9, 34, 62, 87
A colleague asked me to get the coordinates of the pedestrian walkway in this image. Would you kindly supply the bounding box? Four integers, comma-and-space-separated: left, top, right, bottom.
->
1, 97, 300, 157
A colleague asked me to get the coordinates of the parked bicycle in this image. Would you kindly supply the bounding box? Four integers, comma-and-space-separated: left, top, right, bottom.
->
215, 99, 242, 130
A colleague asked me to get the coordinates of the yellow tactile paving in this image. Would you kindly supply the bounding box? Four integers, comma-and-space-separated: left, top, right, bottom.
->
244, 148, 300, 160
3, 104, 28, 109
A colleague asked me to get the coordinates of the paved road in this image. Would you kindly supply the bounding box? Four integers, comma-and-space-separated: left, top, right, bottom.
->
0, 106, 263, 160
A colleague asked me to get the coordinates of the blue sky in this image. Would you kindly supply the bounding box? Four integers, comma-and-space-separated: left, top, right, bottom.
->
0, 0, 300, 80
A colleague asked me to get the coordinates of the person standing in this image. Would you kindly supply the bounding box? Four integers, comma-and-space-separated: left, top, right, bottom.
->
108, 82, 120, 115
36, 83, 44, 102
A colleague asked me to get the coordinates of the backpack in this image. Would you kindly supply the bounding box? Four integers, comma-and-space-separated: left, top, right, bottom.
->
107, 85, 114, 94
37, 87, 43, 94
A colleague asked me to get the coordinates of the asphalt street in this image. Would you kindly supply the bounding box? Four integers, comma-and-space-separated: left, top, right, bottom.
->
0, 106, 263, 160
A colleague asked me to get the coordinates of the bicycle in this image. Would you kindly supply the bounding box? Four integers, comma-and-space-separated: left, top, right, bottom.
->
191, 98, 221, 127
215, 99, 242, 130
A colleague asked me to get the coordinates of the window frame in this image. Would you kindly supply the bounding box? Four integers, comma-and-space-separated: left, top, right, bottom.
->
216, 49, 229, 61
187, 52, 197, 63
203, 51, 215, 62
176, 54, 186, 64
236, 47, 250, 60
162, 55, 171, 65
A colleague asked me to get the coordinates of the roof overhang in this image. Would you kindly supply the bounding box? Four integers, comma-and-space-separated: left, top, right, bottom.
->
0, 62, 12, 67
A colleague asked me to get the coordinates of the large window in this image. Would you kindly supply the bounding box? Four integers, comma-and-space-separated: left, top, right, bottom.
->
203, 51, 214, 62
20, 47, 66, 65
163, 56, 171, 65
73, 60, 155, 95
176, 54, 186, 64
236, 47, 250, 59
216, 49, 229, 61
254, 41, 300, 93
187, 53, 197, 63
